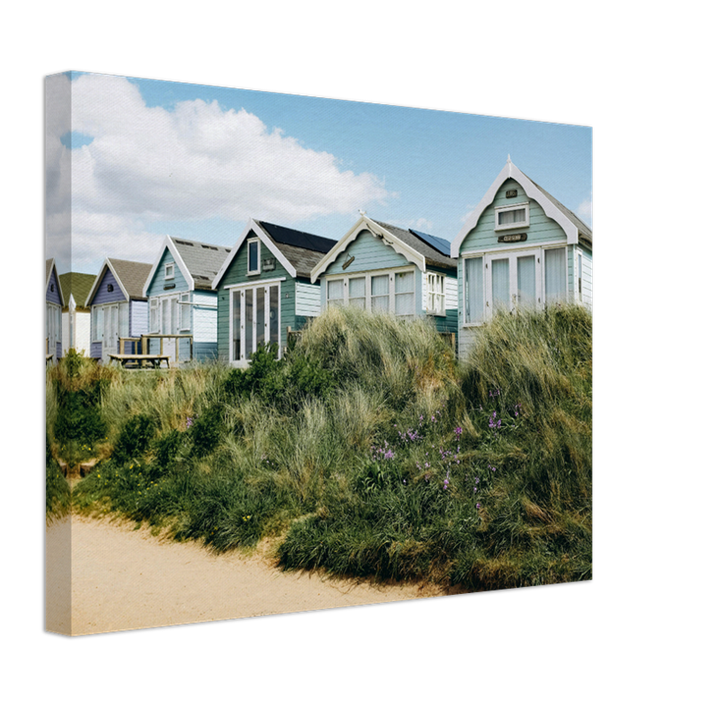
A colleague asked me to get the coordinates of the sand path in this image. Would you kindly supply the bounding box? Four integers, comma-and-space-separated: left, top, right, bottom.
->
46, 514, 446, 635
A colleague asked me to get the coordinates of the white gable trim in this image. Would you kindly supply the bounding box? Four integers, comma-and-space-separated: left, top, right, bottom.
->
450, 160, 580, 258
310, 216, 425, 283
85, 258, 130, 307
211, 219, 297, 290
142, 235, 195, 297
46, 258, 66, 307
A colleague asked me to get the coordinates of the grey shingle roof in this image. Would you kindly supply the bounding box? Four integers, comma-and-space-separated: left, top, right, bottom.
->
372, 220, 457, 270
519, 169, 593, 242
170, 237, 232, 290
108, 258, 153, 300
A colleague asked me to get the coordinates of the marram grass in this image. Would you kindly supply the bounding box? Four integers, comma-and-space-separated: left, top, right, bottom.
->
56, 304, 591, 591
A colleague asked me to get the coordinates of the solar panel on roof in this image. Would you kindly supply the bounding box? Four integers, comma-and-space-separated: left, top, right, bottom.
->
259, 221, 336, 254
175, 239, 195, 246
408, 229, 452, 257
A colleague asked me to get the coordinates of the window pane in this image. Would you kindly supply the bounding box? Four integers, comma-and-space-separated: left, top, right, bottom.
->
371, 275, 389, 312
492, 259, 510, 310
545, 248, 566, 302
396, 293, 414, 315
395, 271, 414, 294
499, 207, 526, 225
245, 288, 253, 356
349, 277, 365, 298
328, 280, 343, 298
349, 277, 365, 308
517, 255, 536, 309
249, 242, 258, 272
269, 285, 279, 347
256, 287, 265, 348
233, 291, 242, 361
465, 257, 483, 323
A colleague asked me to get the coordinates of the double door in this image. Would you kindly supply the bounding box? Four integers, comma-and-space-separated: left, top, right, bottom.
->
486, 250, 542, 316
232, 283, 280, 363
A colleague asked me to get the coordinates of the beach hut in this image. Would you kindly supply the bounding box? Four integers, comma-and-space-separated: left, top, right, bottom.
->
310, 214, 458, 335
451, 157, 593, 359
59, 272, 95, 357
85, 258, 153, 363
212, 219, 336, 365
143, 236, 232, 362
45, 258, 64, 362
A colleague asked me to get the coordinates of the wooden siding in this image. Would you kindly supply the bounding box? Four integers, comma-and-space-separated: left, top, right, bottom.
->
295, 281, 322, 317
46, 269, 62, 306
193, 306, 217, 343
457, 177, 593, 360
325, 229, 410, 276
216, 236, 295, 361
462, 179, 566, 253
578, 242, 593, 309
130, 300, 149, 338
90, 267, 127, 306
146, 247, 189, 298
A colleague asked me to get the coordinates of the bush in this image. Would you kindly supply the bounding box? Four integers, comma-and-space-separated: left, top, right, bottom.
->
188, 404, 225, 457
113, 413, 158, 463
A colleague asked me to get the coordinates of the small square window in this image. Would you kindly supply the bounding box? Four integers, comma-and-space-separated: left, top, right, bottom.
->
164, 263, 174, 279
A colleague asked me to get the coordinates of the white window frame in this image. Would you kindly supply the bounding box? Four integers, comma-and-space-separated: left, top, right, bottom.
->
180, 293, 192, 331
227, 278, 284, 365
495, 202, 530, 231
247, 238, 261, 276
426, 272, 446, 316
164, 263, 174, 280
324, 267, 416, 315
461, 243, 568, 327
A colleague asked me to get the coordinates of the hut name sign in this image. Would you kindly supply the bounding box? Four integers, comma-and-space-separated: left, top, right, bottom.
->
498, 233, 527, 243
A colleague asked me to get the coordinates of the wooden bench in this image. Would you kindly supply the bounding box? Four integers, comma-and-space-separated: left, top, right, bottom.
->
108, 353, 171, 369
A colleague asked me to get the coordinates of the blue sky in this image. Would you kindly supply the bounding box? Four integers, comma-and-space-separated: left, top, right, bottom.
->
48, 71, 591, 274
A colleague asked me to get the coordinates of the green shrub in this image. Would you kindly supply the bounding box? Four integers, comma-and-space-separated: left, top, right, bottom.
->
188, 404, 224, 457
114, 413, 158, 463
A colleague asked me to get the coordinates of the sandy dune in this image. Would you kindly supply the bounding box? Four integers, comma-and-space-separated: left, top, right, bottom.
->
46, 515, 447, 636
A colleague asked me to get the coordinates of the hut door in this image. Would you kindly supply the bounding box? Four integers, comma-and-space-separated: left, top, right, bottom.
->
102, 304, 118, 362
232, 284, 281, 363
487, 250, 541, 317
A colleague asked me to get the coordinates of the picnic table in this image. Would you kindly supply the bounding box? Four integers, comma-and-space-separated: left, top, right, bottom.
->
108, 353, 171, 369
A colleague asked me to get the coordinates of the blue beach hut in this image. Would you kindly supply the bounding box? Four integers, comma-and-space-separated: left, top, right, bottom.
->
85, 258, 153, 363
310, 214, 458, 335
46, 258, 65, 362
451, 157, 593, 359
212, 219, 336, 366
143, 236, 232, 362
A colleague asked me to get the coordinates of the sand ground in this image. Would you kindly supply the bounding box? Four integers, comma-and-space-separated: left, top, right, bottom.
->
45, 514, 448, 636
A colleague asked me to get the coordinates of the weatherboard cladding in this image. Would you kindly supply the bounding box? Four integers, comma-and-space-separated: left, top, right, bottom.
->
372, 221, 456, 271
91, 259, 153, 306
46, 267, 62, 306
325, 229, 410, 276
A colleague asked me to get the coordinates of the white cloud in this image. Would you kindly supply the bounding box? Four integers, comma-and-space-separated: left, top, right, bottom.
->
407, 217, 433, 232
576, 196, 593, 227
45, 73, 390, 271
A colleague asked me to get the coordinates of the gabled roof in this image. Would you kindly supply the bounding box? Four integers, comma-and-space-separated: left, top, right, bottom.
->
212, 219, 337, 288
45, 258, 65, 307
143, 235, 233, 296
451, 157, 593, 257
85, 258, 153, 306
59, 272, 95, 311
310, 215, 456, 283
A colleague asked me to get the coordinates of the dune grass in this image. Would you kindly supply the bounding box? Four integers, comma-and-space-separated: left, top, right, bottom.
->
59, 304, 592, 591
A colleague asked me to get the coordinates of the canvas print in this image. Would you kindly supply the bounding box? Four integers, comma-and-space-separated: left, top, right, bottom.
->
45, 71, 592, 636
